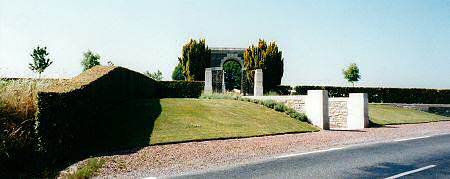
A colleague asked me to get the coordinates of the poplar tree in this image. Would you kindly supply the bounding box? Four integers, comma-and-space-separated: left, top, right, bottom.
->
178, 39, 211, 81
244, 39, 284, 90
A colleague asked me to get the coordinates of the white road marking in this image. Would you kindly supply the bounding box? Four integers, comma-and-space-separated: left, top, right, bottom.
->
394, 135, 432, 142
276, 147, 345, 159
385, 165, 436, 179
142, 177, 157, 179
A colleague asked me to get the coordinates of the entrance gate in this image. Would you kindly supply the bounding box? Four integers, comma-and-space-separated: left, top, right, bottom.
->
208, 48, 250, 95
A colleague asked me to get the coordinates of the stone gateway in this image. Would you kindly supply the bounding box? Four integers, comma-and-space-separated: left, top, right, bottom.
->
206, 48, 253, 95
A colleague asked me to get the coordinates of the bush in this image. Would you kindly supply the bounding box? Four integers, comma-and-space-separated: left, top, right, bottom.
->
157, 81, 204, 98
293, 85, 450, 104
274, 103, 287, 112
261, 100, 277, 109
36, 66, 158, 162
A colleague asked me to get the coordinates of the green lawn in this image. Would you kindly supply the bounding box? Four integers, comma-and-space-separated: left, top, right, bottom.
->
106, 98, 318, 146
369, 104, 450, 125
150, 99, 318, 144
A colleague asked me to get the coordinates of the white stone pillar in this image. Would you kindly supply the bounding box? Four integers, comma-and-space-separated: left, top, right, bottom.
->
347, 93, 369, 129
305, 90, 330, 130
254, 69, 263, 96
204, 68, 212, 94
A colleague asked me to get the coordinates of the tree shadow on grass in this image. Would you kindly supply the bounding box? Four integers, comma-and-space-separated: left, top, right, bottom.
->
44, 99, 162, 178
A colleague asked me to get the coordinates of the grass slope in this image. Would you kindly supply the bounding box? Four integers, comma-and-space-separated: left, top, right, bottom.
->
369, 104, 450, 125
150, 99, 318, 144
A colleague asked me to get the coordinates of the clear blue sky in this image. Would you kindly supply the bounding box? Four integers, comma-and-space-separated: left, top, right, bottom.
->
1, 0, 449, 88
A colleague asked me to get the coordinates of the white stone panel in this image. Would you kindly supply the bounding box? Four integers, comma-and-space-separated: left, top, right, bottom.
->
254, 69, 263, 96
347, 93, 369, 129
204, 68, 213, 94
306, 90, 330, 130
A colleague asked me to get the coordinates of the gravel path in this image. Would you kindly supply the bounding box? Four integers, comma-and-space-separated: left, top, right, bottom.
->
92, 121, 450, 178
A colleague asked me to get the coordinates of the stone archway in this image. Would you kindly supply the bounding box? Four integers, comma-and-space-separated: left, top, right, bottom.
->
206, 48, 251, 95
221, 57, 244, 92
220, 54, 244, 69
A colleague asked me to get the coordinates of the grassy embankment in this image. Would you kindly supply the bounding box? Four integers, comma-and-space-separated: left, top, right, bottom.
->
108, 98, 319, 145
369, 104, 450, 125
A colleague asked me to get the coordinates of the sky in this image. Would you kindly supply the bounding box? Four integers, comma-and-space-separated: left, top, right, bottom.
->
1, 0, 449, 88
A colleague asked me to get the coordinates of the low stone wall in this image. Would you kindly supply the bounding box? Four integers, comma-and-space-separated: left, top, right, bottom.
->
245, 95, 307, 113
246, 91, 368, 130
329, 98, 348, 128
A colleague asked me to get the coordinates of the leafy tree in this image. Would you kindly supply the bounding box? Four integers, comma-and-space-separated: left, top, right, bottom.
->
178, 39, 211, 81
81, 50, 101, 71
145, 70, 163, 81
343, 63, 361, 87
29, 46, 53, 78
223, 61, 241, 91
171, 63, 185, 80
243, 39, 284, 90
107, 60, 114, 66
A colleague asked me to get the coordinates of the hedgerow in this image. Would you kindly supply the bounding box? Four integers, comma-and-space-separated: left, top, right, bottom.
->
293, 85, 450, 104
157, 81, 204, 98
36, 66, 158, 162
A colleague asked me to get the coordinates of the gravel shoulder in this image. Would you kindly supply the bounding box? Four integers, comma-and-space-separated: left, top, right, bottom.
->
92, 121, 450, 178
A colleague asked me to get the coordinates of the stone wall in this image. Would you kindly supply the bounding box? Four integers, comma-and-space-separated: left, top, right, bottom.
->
285, 98, 306, 113
210, 48, 245, 68
329, 98, 348, 128
244, 91, 368, 130
245, 95, 307, 113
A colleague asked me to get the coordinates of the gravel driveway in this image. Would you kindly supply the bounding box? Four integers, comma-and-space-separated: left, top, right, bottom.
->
90, 121, 450, 178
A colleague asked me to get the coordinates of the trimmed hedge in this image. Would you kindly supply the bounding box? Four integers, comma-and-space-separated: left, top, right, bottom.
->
269, 85, 292, 95
36, 66, 158, 161
157, 81, 204, 98
293, 85, 450, 104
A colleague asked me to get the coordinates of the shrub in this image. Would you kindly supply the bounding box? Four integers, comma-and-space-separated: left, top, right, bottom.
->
293, 85, 450, 104
261, 100, 277, 109
36, 66, 158, 162
274, 103, 287, 112
157, 81, 204, 98
285, 108, 306, 121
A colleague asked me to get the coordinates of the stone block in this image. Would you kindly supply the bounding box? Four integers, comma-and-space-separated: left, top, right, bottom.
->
347, 93, 369, 129
254, 69, 263, 96
204, 68, 213, 94
306, 90, 330, 130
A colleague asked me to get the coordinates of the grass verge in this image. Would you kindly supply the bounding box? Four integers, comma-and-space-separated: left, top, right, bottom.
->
63, 158, 105, 179
369, 104, 450, 125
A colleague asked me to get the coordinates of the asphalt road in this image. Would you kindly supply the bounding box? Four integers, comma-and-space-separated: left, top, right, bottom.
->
171, 133, 450, 179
